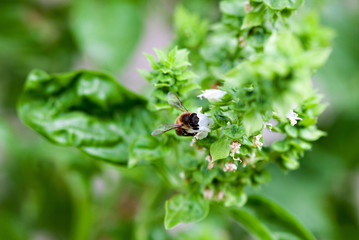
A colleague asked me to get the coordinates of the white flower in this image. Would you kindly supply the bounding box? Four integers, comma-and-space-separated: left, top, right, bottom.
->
179, 171, 185, 179
193, 107, 213, 140
208, 161, 215, 169
229, 140, 241, 161
239, 36, 246, 48
203, 188, 214, 200
205, 154, 215, 169
243, 152, 256, 168
198, 89, 227, 102
215, 191, 224, 201
245, 1, 251, 12
286, 109, 302, 126
253, 135, 263, 150
223, 163, 237, 172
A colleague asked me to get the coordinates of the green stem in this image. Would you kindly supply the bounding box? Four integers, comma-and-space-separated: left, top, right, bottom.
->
66, 172, 93, 240
134, 185, 163, 240
151, 160, 179, 188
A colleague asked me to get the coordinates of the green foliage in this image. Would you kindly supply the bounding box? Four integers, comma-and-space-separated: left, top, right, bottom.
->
230, 195, 315, 240
210, 137, 231, 161
71, 0, 144, 73
14, 0, 335, 238
140, 47, 199, 109
165, 193, 209, 229
263, 0, 303, 10
0, 0, 77, 109
174, 6, 209, 50
18, 69, 151, 165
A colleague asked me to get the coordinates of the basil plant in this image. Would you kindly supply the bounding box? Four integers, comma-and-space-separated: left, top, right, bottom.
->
18, 0, 332, 239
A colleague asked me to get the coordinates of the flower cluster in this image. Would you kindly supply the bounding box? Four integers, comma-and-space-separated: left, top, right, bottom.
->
229, 140, 241, 161
142, 0, 331, 228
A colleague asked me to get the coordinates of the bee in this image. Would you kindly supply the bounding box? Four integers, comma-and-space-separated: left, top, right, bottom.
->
152, 92, 199, 137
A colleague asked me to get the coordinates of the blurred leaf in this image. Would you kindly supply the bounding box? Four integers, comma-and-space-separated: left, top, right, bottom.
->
174, 5, 209, 50
17, 69, 150, 165
129, 135, 170, 167
284, 125, 298, 138
299, 126, 326, 141
71, 0, 144, 72
301, 48, 332, 69
242, 11, 264, 30
289, 139, 311, 150
263, 0, 303, 10
220, 1, 246, 17
282, 153, 299, 170
230, 195, 316, 240
224, 189, 247, 208
165, 193, 209, 229
272, 140, 290, 152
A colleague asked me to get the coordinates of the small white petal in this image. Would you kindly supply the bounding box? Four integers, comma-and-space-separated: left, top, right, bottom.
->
215, 191, 224, 201
197, 89, 227, 102
253, 135, 263, 150
179, 171, 185, 179
193, 107, 213, 140
286, 109, 302, 126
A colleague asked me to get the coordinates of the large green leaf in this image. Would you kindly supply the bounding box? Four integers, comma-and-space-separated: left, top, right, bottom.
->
17, 69, 150, 165
230, 195, 316, 240
71, 0, 144, 72
165, 193, 209, 229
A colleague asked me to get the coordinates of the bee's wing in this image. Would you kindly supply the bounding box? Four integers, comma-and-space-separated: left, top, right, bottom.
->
168, 92, 188, 112
151, 124, 182, 136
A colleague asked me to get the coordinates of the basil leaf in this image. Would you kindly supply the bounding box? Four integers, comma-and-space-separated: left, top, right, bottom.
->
71, 0, 144, 72
18, 69, 150, 165
242, 110, 264, 136
220, 1, 246, 17
128, 135, 170, 167
299, 126, 327, 141
223, 125, 245, 139
272, 140, 290, 152
242, 11, 264, 30
284, 125, 298, 138
230, 195, 316, 240
263, 0, 303, 10
165, 193, 209, 229
210, 137, 231, 161
224, 189, 247, 208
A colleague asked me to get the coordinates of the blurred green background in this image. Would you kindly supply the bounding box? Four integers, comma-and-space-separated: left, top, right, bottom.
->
0, 0, 358, 239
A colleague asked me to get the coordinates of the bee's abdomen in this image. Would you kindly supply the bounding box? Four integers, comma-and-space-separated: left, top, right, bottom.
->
175, 128, 196, 136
